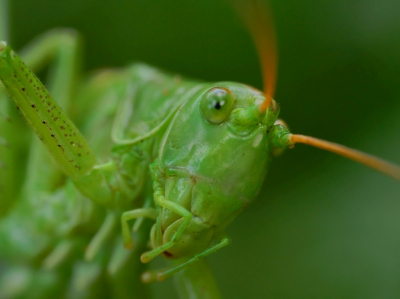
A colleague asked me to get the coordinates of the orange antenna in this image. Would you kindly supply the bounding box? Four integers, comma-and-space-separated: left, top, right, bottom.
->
234, 0, 277, 111
289, 134, 400, 181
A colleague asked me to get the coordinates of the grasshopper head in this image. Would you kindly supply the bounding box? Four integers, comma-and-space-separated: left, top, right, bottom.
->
156, 83, 280, 258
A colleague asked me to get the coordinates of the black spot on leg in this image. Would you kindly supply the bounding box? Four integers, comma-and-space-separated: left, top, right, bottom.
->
42, 121, 46, 124
31, 104, 35, 108
22, 87, 25, 91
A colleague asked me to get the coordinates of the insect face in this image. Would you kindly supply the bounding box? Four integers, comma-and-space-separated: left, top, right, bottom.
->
154, 82, 280, 258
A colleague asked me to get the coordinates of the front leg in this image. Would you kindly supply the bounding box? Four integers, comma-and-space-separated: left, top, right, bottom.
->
121, 208, 158, 249
140, 161, 193, 263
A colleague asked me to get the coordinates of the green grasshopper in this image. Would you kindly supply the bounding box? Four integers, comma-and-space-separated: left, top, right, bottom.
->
1, 0, 400, 298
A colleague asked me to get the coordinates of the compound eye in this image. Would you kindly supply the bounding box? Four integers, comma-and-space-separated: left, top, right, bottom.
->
200, 87, 235, 124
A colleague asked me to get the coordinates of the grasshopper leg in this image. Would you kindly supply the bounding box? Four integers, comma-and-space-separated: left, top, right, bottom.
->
85, 211, 118, 261
0, 37, 115, 206
0, 29, 81, 211
141, 237, 230, 283
18, 29, 82, 195
42, 239, 75, 270
121, 208, 158, 249
140, 162, 193, 263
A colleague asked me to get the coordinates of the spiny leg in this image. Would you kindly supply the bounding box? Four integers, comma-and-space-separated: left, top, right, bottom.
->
19, 29, 81, 110
142, 237, 230, 283
0, 36, 114, 206
1, 30, 82, 213
0, 35, 142, 265
16, 30, 83, 195
0, 33, 88, 176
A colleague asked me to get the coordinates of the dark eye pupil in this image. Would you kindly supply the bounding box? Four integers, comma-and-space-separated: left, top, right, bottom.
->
214, 101, 221, 109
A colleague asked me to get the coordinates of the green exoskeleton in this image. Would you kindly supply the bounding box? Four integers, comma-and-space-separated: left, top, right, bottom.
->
1, 1, 400, 298
0, 31, 226, 298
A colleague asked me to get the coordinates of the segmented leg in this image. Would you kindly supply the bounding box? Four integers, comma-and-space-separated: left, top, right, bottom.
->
121, 208, 158, 249
0, 31, 82, 212
142, 237, 230, 282
20, 29, 82, 195
42, 240, 75, 270
121, 179, 158, 249
140, 162, 193, 263
155, 237, 230, 281
0, 34, 115, 206
0, 24, 154, 297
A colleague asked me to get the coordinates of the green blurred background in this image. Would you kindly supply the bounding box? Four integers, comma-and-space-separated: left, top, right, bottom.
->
6, 0, 400, 298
